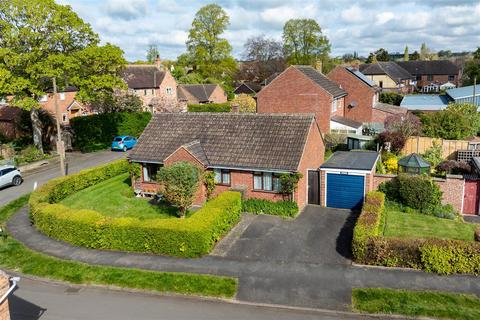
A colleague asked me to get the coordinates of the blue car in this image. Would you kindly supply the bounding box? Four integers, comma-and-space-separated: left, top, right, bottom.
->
111, 136, 137, 152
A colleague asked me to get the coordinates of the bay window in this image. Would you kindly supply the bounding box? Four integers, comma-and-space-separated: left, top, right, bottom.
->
214, 169, 230, 185
253, 172, 281, 192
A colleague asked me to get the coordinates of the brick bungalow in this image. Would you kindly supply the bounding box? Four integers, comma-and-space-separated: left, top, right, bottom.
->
177, 84, 228, 105
128, 113, 324, 210
256, 65, 349, 135
327, 66, 379, 123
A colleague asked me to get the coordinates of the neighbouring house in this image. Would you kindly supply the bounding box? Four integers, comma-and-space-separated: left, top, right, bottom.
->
121, 59, 178, 112
256, 65, 347, 134
327, 66, 379, 123
400, 85, 480, 111
320, 151, 380, 209
38, 86, 91, 125
371, 102, 408, 123
359, 62, 413, 93
177, 84, 228, 105
0, 105, 23, 139
440, 82, 456, 91
445, 85, 480, 107
233, 81, 262, 95
396, 60, 461, 92
128, 113, 325, 209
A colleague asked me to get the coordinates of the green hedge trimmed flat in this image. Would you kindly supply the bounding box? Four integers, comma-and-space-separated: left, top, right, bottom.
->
29, 160, 242, 257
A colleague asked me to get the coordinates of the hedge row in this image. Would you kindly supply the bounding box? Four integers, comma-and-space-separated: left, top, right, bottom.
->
70, 112, 152, 152
242, 198, 298, 218
353, 191, 480, 275
187, 103, 231, 113
30, 162, 242, 257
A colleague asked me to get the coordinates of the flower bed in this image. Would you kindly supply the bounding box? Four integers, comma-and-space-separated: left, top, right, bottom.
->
29, 160, 242, 257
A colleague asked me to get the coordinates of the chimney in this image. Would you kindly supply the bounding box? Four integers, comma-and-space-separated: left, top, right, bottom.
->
315, 60, 323, 73
231, 104, 239, 113
155, 54, 163, 71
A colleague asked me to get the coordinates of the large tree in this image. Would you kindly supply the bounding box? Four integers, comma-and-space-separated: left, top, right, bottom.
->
366, 48, 389, 63
282, 19, 330, 66
146, 45, 159, 63
463, 48, 480, 86
186, 4, 236, 79
0, 0, 126, 152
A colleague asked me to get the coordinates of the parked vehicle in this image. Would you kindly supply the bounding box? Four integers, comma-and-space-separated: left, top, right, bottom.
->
111, 136, 137, 152
0, 165, 23, 188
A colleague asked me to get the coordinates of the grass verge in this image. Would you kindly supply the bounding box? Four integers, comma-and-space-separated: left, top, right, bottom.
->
352, 288, 480, 320
383, 203, 475, 241
0, 196, 237, 298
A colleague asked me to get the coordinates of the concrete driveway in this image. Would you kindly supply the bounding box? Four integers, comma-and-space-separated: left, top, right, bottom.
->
214, 206, 357, 266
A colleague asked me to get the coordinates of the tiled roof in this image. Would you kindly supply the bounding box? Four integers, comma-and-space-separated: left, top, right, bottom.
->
360, 62, 412, 83
234, 82, 262, 94
121, 65, 166, 89
129, 113, 315, 171
321, 151, 379, 171
293, 65, 347, 98
373, 102, 408, 115
177, 84, 219, 102
396, 60, 459, 76
330, 115, 363, 129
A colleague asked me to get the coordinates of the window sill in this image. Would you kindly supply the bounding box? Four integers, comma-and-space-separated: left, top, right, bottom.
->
252, 189, 281, 194
215, 183, 231, 187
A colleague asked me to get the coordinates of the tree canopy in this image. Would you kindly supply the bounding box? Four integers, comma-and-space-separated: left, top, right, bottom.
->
146, 45, 159, 63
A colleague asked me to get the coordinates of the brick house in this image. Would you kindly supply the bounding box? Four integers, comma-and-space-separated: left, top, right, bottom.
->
121, 61, 178, 112
371, 102, 408, 123
327, 66, 379, 123
128, 113, 324, 209
256, 65, 347, 134
177, 84, 228, 105
38, 86, 91, 125
359, 62, 413, 93
396, 60, 461, 92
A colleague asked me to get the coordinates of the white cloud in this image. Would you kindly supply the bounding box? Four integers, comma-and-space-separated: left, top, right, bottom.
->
104, 0, 148, 20
340, 5, 365, 23
375, 12, 394, 25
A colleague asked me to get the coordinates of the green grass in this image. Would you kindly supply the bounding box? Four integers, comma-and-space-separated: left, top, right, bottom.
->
0, 196, 237, 298
60, 173, 181, 219
353, 288, 480, 320
382, 203, 476, 241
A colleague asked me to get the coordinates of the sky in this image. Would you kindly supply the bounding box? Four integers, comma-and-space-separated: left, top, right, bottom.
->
59, 0, 480, 62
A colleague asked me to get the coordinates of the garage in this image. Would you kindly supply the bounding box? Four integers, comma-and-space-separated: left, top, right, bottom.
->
320, 151, 379, 210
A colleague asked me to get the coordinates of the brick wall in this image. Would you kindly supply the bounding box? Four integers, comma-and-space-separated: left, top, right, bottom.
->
39, 91, 90, 125
257, 66, 334, 134
209, 85, 228, 103
416, 74, 459, 88
327, 66, 374, 123
0, 270, 10, 320
372, 174, 465, 213
371, 108, 391, 123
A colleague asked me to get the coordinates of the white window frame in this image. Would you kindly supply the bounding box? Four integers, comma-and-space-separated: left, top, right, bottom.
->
59, 92, 66, 101
331, 99, 338, 113
61, 113, 68, 123
253, 171, 281, 192
214, 169, 230, 185
166, 87, 173, 95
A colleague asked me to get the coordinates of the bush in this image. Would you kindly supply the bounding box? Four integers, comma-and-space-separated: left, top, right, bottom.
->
352, 191, 385, 262
379, 92, 403, 106
242, 198, 298, 218
436, 160, 471, 175
30, 163, 242, 257
431, 204, 458, 220
187, 103, 231, 113
383, 156, 398, 174
14, 145, 48, 165
70, 112, 152, 152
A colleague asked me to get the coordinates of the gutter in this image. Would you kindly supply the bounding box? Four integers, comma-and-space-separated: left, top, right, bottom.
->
0, 276, 19, 304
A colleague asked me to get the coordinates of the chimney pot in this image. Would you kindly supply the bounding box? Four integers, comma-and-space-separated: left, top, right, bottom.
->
232, 104, 240, 113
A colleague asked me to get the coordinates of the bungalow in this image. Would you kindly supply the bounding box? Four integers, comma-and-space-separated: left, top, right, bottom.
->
128, 113, 324, 209
359, 62, 413, 93
256, 65, 348, 134
177, 84, 227, 105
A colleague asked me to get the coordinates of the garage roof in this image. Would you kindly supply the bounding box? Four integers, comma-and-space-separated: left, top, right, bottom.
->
320, 151, 379, 171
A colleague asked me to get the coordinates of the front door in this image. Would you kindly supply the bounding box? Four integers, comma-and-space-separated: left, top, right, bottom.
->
308, 170, 320, 205
463, 180, 480, 215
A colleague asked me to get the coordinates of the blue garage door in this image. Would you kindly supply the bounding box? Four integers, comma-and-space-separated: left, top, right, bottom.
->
326, 173, 365, 210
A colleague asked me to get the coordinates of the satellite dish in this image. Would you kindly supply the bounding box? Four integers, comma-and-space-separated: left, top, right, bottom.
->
349, 101, 358, 109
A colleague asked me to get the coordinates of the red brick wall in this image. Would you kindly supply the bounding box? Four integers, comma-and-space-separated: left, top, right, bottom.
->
39, 91, 91, 125
256, 66, 334, 134
327, 66, 374, 123
0, 271, 10, 320
416, 74, 460, 88
209, 85, 228, 103
371, 108, 390, 123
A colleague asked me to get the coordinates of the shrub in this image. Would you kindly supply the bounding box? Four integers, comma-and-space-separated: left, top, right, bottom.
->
436, 160, 471, 175
187, 103, 231, 113
383, 156, 398, 174
15, 145, 48, 165
352, 191, 385, 262
422, 143, 443, 170
157, 162, 201, 217
379, 92, 403, 106
242, 198, 298, 218
279, 172, 302, 201
475, 227, 480, 242
232, 94, 256, 113
376, 131, 406, 154
203, 171, 216, 200
70, 112, 152, 152
431, 204, 458, 220
30, 162, 242, 257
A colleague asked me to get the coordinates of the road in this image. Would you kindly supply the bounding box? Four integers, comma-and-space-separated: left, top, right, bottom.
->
10, 277, 385, 320
0, 151, 125, 206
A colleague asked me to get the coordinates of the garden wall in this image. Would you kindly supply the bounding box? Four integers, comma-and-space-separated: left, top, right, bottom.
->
373, 174, 465, 213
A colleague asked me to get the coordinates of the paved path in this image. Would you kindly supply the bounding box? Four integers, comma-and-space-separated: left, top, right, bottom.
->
8, 206, 480, 312
11, 277, 391, 320
0, 150, 125, 206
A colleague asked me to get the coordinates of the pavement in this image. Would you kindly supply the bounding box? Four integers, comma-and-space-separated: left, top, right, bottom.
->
464, 214, 480, 224
10, 277, 392, 320
0, 150, 125, 206
8, 205, 480, 312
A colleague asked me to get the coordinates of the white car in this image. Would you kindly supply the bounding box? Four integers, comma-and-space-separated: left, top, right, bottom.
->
0, 165, 23, 188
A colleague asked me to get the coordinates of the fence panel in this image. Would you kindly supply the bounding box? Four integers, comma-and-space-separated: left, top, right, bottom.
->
402, 137, 469, 159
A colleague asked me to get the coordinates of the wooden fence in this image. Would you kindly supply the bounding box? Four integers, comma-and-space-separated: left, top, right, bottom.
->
401, 136, 469, 159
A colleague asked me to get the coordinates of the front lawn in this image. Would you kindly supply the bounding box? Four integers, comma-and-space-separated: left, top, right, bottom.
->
353, 288, 480, 320
60, 173, 181, 219
0, 196, 237, 298
382, 203, 476, 242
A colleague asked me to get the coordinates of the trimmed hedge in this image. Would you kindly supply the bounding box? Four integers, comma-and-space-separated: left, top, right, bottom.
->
242, 198, 298, 218
30, 161, 242, 257
352, 191, 480, 275
70, 112, 152, 152
187, 103, 231, 113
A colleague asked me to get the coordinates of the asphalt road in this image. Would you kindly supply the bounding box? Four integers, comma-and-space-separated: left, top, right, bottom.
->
0, 150, 125, 206
10, 277, 385, 320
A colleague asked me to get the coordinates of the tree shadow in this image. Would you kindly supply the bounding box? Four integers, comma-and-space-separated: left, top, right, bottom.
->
335, 210, 359, 260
